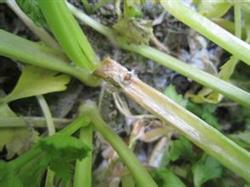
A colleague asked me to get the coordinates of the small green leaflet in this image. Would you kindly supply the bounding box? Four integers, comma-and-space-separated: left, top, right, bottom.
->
187, 102, 219, 129
152, 168, 186, 187
161, 137, 193, 167
192, 155, 223, 187
1, 65, 70, 103
164, 84, 187, 107
0, 134, 90, 187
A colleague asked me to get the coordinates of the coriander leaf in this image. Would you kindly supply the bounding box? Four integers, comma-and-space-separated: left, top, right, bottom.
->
161, 137, 193, 166
1, 66, 70, 103
168, 137, 193, 162
187, 102, 219, 129
40, 133, 90, 181
192, 155, 223, 187
164, 84, 187, 107
0, 133, 90, 187
152, 168, 186, 187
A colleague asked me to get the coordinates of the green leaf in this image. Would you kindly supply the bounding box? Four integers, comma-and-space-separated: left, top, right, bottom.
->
219, 56, 238, 81
229, 131, 250, 149
0, 133, 90, 186
192, 155, 223, 187
16, 0, 47, 27
124, 0, 142, 17
168, 137, 193, 162
164, 84, 187, 107
187, 102, 219, 129
1, 65, 70, 103
161, 137, 193, 166
197, 0, 232, 19
40, 133, 90, 181
152, 168, 186, 187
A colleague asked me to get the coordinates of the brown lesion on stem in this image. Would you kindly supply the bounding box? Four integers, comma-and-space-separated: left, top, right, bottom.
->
95, 57, 134, 89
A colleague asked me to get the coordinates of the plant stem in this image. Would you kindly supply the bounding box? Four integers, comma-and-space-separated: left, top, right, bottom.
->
67, 3, 250, 107
37, 95, 56, 187
0, 117, 71, 128
38, 0, 99, 72
73, 125, 93, 187
160, 0, 250, 65
9, 146, 42, 170
6, 0, 59, 48
37, 95, 55, 136
60, 116, 91, 136
0, 29, 100, 87
96, 58, 250, 182
80, 101, 158, 187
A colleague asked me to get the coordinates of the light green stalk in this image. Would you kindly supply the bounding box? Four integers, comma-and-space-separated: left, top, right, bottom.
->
74, 125, 93, 187
160, 0, 250, 65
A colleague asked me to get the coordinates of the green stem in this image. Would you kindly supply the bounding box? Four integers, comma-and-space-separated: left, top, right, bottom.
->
67, 4, 250, 107
0, 29, 100, 87
0, 117, 71, 128
38, 0, 99, 72
6, 0, 59, 48
37, 95, 55, 136
80, 101, 157, 187
96, 58, 250, 182
9, 146, 42, 170
160, 0, 250, 65
60, 116, 90, 136
73, 125, 93, 187
37, 95, 56, 187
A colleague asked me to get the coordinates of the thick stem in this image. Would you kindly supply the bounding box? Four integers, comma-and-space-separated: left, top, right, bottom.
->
95, 58, 250, 182
160, 0, 250, 65
80, 101, 158, 187
73, 125, 93, 187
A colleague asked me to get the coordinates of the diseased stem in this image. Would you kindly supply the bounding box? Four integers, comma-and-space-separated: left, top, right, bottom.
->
95, 58, 250, 182
67, 3, 250, 107
80, 101, 158, 187
160, 0, 250, 65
